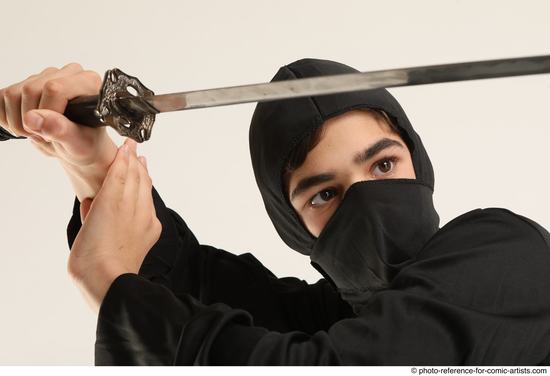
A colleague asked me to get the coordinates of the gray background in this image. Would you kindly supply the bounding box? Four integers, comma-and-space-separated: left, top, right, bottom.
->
1, 0, 549, 365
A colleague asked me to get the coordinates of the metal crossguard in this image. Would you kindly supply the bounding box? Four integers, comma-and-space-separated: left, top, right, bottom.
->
95, 68, 158, 142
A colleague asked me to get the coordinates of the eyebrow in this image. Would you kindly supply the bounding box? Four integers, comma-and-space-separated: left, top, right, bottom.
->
352, 138, 404, 164
290, 137, 405, 201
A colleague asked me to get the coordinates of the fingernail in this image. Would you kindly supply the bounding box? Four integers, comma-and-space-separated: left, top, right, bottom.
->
139, 156, 148, 169
25, 112, 43, 131
121, 144, 129, 155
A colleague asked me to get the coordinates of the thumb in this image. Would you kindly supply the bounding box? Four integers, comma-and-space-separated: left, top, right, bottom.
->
23, 109, 91, 148
80, 198, 93, 223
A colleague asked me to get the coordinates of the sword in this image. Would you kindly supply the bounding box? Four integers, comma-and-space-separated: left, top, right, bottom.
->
59, 54, 550, 143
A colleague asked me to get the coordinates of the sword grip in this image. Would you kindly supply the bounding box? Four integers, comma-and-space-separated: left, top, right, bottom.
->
0, 94, 103, 142
2, 68, 156, 142
63, 95, 105, 128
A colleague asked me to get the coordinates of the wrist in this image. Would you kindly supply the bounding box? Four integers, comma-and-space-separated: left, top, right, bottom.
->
69, 258, 131, 315
61, 137, 118, 201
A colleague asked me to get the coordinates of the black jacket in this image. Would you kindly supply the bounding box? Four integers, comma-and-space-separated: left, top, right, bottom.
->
66, 188, 550, 365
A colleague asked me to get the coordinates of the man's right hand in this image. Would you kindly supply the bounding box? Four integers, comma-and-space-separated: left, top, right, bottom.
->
0, 63, 118, 201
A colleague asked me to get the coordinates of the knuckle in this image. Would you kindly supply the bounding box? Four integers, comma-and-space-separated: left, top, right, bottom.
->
25, 73, 38, 81
115, 172, 126, 185
43, 80, 63, 96
4, 85, 20, 99
63, 62, 83, 72
51, 122, 67, 138
21, 83, 40, 97
131, 171, 140, 185
83, 70, 102, 83
40, 66, 59, 75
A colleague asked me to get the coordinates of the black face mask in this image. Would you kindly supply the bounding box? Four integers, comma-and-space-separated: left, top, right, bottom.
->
310, 179, 440, 309
249, 58, 439, 305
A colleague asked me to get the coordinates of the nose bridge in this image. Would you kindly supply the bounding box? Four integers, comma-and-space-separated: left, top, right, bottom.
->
343, 169, 372, 195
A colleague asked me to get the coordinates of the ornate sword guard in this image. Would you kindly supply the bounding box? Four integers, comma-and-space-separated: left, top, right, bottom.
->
95, 68, 158, 143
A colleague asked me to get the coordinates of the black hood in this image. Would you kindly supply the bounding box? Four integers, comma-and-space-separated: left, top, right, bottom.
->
250, 58, 435, 250
249, 59, 440, 304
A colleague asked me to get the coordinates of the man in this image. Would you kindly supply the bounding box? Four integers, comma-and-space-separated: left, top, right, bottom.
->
2, 59, 550, 365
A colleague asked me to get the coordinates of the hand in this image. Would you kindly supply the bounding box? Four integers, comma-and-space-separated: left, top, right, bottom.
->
67, 138, 162, 314
0, 63, 118, 200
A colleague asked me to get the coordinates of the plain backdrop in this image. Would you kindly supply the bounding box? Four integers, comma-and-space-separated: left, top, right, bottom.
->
1, 0, 549, 365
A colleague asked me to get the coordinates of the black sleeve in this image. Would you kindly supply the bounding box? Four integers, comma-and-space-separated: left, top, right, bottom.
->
0, 127, 25, 141
67, 187, 354, 335
503, 208, 550, 249
96, 272, 451, 365
93, 207, 550, 366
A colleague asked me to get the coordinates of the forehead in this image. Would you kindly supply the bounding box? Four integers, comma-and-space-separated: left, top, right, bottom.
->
294, 110, 398, 173
321, 110, 395, 145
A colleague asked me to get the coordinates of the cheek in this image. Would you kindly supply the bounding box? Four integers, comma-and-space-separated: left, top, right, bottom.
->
397, 154, 417, 179
301, 207, 336, 238
405, 157, 417, 179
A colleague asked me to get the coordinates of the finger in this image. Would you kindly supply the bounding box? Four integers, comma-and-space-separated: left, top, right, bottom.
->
3, 83, 28, 137
137, 155, 153, 216
20, 99, 49, 143
0, 87, 18, 135
29, 136, 55, 157
22, 65, 81, 121
1, 76, 28, 132
98, 144, 130, 202
79, 198, 93, 223
124, 138, 140, 203
124, 144, 141, 215
138, 155, 148, 171
22, 109, 93, 150
124, 137, 138, 154
138, 156, 153, 208
3, 67, 59, 137
27, 132, 48, 143
20, 68, 60, 117
135, 155, 156, 239
0, 87, 6, 130
38, 69, 101, 114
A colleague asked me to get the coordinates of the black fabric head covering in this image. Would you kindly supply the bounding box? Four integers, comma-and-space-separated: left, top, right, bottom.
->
249, 58, 435, 255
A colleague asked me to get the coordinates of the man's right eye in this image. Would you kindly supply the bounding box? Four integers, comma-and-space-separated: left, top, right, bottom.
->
309, 188, 338, 208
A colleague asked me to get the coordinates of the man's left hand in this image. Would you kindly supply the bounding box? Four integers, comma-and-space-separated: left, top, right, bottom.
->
67, 138, 162, 314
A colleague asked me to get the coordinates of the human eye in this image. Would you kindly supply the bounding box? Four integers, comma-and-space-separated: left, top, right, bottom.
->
308, 188, 338, 208
371, 156, 399, 177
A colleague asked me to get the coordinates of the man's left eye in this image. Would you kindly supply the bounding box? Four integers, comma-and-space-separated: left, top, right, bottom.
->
372, 158, 395, 177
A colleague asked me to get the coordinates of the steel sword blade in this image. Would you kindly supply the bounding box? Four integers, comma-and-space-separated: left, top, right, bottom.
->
57, 54, 550, 142
119, 55, 550, 114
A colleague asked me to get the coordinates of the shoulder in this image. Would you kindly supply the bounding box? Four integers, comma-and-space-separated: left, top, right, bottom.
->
399, 208, 550, 312
496, 209, 550, 249
424, 207, 550, 257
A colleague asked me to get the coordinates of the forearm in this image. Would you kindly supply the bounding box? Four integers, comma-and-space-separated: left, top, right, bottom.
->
95, 272, 266, 365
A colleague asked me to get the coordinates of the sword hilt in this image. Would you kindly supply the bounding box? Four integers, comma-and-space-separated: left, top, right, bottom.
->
64, 95, 103, 128
63, 68, 158, 143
